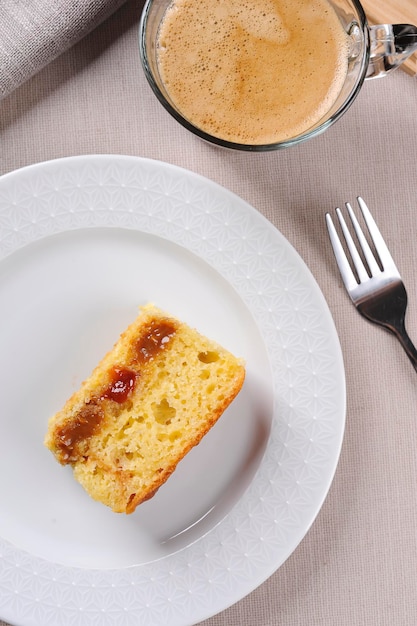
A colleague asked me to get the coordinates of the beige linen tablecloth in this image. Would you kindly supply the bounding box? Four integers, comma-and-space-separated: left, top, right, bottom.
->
1, 1, 417, 625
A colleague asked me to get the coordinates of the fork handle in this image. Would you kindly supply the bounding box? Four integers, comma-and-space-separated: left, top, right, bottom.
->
391, 325, 417, 373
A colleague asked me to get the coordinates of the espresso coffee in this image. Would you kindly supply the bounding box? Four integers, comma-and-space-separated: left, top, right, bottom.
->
156, 0, 350, 145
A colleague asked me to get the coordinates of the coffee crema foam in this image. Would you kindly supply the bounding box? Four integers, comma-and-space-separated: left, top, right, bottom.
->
157, 0, 350, 145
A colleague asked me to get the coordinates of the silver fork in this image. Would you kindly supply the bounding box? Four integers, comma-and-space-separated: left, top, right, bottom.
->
326, 197, 417, 372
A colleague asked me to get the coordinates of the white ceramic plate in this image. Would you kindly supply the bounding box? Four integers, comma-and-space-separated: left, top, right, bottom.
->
0, 155, 345, 626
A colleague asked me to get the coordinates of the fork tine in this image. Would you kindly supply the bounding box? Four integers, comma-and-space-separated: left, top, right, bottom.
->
335, 207, 370, 283
345, 202, 380, 276
356, 197, 399, 273
325, 212, 358, 292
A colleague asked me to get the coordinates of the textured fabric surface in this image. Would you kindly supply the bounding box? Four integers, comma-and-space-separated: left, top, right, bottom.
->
0, 0, 127, 98
0, 1, 417, 625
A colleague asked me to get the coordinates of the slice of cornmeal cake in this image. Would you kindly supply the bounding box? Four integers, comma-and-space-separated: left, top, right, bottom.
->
44, 304, 245, 513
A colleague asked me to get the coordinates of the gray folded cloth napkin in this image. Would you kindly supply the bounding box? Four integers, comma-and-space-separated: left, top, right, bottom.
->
0, 0, 128, 100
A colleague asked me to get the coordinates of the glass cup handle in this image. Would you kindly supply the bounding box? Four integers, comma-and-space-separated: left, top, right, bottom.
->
367, 23, 417, 78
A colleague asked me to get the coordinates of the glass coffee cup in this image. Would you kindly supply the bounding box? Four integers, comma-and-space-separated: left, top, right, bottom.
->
139, 0, 417, 151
